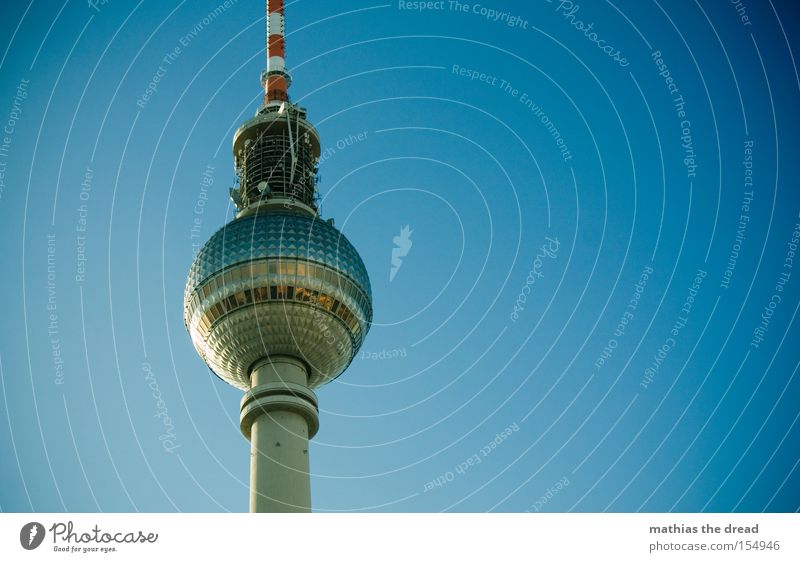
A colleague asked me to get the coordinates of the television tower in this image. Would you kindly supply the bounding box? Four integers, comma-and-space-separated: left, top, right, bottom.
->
184, 0, 372, 512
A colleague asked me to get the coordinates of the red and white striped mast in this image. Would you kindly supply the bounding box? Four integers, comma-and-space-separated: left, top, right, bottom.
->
263, 0, 291, 107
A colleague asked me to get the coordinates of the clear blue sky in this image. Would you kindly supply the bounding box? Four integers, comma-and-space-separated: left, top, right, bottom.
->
1, 0, 799, 512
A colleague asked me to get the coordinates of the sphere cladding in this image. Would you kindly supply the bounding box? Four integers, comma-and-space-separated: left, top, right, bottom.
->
184, 211, 372, 390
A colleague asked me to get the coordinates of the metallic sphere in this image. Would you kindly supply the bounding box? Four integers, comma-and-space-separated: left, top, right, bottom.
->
184, 209, 372, 390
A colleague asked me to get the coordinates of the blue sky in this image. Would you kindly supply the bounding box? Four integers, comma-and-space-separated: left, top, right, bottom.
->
1, 0, 799, 512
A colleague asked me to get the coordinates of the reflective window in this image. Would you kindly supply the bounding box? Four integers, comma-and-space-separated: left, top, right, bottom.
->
318, 294, 334, 310
196, 279, 366, 345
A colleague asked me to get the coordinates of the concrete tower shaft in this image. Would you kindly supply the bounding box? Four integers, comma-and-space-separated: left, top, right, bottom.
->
240, 356, 319, 512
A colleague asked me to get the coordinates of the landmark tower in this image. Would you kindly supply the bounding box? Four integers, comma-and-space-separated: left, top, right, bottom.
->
184, 0, 372, 512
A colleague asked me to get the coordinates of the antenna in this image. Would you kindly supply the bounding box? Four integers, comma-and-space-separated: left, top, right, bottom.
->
263, 0, 291, 107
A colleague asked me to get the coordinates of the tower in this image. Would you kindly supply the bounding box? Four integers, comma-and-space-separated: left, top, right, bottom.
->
184, 0, 372, 512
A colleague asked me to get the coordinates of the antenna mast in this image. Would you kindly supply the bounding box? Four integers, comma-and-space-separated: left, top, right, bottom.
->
263, 0, 290, 107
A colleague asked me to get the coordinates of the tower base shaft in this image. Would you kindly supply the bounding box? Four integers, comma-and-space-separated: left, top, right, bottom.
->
242, 356, 318, 513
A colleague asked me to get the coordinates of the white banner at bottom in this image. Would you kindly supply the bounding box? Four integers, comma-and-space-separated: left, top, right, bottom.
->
1, 513, 797, 561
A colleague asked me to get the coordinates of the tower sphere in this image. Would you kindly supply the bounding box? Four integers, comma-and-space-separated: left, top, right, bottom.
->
184, 207, 372, 391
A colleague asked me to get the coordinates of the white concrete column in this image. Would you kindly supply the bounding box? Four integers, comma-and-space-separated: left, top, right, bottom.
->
240, 355, 319, 513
